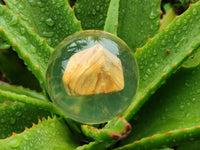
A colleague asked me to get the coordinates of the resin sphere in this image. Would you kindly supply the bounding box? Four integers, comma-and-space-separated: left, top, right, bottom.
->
46, 30, 139, 124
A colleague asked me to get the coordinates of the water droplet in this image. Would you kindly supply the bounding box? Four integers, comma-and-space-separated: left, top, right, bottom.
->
153, 49, 157, 56
37, 1, 44, 7
186, 113, 190, 118
18, 3, 26, 10
143, 75, 147, 81
45, 18, 54, 26
192, 98, 196, 102
9, 138, 21, 148
183, 18, 188, 24
41, 8, 45, 12
169, 31, 175, 35
192, 8, 198, 15
197, 89, 200, 94
29, 0, 37, 6
96, 5, 100, 11
20, 27, 26, 35
149, 10, 158, 19
10, 118, 16, 125
42, 31, 54, 37
92, 9, 96, 15
175, 18, 181, 26
76, 8, 81, 14
30, 45, 36, 53
154, 62, 159, 68
161, 39, 166, 46
38, 38, 44, 46
20, 36, 28, 44
16, 111, 22, 117
12, 0, 17, 4
140, 65, 144, 70
146, 68, 151, 75
40, 17, 45, 22
173, 35, 178, 43
0, 118, 5, 123
179, 104, 184, 110
9, 16, 18, 26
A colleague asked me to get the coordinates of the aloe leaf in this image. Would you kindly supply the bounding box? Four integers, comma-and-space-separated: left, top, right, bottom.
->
77, 2, 200, 147
177, 140, 200, 150
160, 7, 176, 29
5, 0, 82, 47
0, 49, 41, 91
123, 2, 200, 121
81, 117, 131, 142
0, 5, 53, 90
115, 126, 200, 150
0, 100, 51, 139
183, 47, 200, 68
76, 141, 107, 150
74, 0, 111, 30
117, 65, 200, 149
117, 0, 161, 52
104, 0, 120, 35
0, 83, 48, 101
0, 84, 62, 116
0, 37, 10, 50
0, 116, 80, 149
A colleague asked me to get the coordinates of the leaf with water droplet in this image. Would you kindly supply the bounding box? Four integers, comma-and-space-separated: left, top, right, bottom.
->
0, 117, 79, 149
117, 0, 161, 52
120, 65, 200, 149
75, 0, 111, 30
0, 5, 54, 90
0, 98, 51, 139
45, 18, 54, 27
5, 0, 82, 47
122, 2, 200, 122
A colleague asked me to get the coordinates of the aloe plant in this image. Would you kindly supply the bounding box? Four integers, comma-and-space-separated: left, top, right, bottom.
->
0, 0, 200, 149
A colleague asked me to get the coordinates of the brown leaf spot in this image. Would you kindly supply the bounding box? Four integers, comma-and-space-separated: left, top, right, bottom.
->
110, 117, 131, 140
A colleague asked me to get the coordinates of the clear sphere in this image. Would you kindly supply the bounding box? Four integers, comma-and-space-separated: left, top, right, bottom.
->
46, 30, 139, 124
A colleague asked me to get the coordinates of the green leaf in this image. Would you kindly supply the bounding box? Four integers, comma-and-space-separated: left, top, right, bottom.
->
0, 84, 62, 116
0, 116, 80, 149
75, 0, 111, 30
0, 100, 51, 139
74, 3, 200, 149
115, 126, 200, 150
104, 0, 120, 35
0, 37, 10, 50
76, 141, 107, 150
118, 65, 200, 149
183, 47, 200, 68
117, 0, 161, 52
0, 5, 53, 90
0, 49, 41, 91
5, 0, 82, 47
0, 83, 48, 101
81, 117, 131, 142
177, 140, 200, 150
123, 2, 200, 121
160, 7, 176, 29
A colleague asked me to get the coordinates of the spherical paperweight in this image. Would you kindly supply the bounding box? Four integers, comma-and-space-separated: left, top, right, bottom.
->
46, 30, 139, 124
